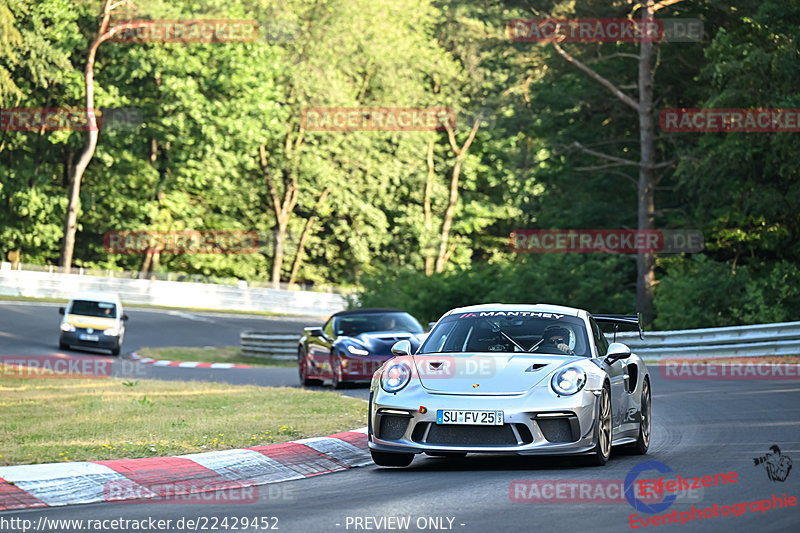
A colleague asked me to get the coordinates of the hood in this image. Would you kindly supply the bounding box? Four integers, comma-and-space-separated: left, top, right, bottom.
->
65, 314, 118, 330
345, 331, 421, 356
412, 352, 578, 394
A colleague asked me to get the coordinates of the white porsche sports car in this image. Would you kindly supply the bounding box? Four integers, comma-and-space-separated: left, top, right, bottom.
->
368, 303, 650, 467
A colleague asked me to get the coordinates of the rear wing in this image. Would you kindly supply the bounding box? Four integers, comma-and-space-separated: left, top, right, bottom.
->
593, 313, 644, 341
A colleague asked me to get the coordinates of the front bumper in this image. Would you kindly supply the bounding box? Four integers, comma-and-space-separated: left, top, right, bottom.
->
60, 331, 121, 350
369, 384, 601, 455
338, 354, 390, 381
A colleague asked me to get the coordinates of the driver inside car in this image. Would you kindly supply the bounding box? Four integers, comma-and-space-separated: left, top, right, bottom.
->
537, 325, 575, 355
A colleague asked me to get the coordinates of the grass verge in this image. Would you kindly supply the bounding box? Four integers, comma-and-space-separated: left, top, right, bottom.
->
0, 377, 366, 466
135, 346, 295, 367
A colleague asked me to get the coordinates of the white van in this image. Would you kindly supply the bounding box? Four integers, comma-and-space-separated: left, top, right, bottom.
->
59, 291, 128, 355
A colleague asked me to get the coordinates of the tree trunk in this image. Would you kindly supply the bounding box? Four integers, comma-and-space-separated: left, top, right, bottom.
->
59, 0, 115, 270
434, 119, 481, 273
288, 188, 329, 286
423, 139, 435, 275
637, 2, 657, 324
259, 142, 300, 288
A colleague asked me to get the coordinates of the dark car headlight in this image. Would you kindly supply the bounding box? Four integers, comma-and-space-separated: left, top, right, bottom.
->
551, 366, 587, 396
381, 360, 412, 393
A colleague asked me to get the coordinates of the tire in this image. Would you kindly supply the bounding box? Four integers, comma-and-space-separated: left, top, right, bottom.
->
627, 378, 651, 455
111, 345, 121, 356
578, 383, 612, 466
370, 450, 414, 467
59, 341, 69, 350
298, 347, 322, 387
331, 354, 345, 389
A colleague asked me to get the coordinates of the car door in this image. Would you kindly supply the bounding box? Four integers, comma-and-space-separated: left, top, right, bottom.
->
308, 318, 336, 377
590, 317, 629, 433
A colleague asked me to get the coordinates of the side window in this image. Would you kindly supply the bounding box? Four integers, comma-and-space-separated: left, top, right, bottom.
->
590, 318, 609, 357
323, 318, 335, 339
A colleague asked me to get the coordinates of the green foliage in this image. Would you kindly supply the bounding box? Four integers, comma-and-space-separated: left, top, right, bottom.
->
1, 0, 798, 330
352, 254, 635, 323
654, 256, 800, 329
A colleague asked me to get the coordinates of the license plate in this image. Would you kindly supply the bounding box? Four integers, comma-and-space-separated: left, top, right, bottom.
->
79, 334, 99, 342
436, 410, 503, 426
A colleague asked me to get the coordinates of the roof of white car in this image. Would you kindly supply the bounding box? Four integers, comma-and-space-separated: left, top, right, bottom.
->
70, 291, 122, 304
444, 303, 583, 317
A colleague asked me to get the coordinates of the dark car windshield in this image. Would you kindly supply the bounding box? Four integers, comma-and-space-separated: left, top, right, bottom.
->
69, 300, 118, 318
419, 311, 591, 357
335, 312, 424, 337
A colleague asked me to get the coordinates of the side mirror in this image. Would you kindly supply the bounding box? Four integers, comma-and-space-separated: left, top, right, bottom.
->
605, 342, 632, 363
122, 314, 129, 321
305, 326, 324, 338
59, 307, 65, 315
391, 340, 412, 357
428, 322, 436, 331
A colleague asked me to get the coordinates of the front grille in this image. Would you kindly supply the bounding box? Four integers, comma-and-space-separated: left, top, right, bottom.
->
537, 418, 578, 443
378, 415, 410, 440
413, 423, 532, 446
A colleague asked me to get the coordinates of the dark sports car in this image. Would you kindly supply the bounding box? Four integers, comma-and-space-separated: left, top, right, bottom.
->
298, 308, 427, 388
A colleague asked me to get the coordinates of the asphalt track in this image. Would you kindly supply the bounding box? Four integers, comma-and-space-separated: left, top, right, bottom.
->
0, 301, 315, 387
1, 301, 799, 532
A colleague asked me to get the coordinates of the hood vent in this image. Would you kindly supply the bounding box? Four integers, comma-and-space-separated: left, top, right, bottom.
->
525, 363, 548, 372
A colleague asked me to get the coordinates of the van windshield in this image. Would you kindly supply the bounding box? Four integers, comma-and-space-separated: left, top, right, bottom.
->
69, 300, 117, 318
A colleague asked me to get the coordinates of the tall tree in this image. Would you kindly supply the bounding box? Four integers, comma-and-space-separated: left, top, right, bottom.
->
549, 0, 685, 323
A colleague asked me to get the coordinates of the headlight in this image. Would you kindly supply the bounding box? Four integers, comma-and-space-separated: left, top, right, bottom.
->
60, 323, 76, 332
381, 361, 412, 393
346, 345, 369, 356
104, 327, 120, 336
551, 366, 587, 396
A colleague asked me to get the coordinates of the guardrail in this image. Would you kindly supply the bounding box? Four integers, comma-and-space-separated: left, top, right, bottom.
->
241, 332, 299, 360
606, 321, 800, 360
244, 322, 800, 362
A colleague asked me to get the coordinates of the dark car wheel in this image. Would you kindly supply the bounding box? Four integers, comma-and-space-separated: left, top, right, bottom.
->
111, 345, 121, 356
577, 383, 612, 466
627, 378, 651, 455
371, 450, 414, 467
59, 341, 69, 350
298, 347, 322, 387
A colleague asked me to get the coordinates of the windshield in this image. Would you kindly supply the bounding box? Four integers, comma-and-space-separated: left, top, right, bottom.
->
68, 300, 118, 318
419, 311, 591, 357
335, 312, 424, 337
